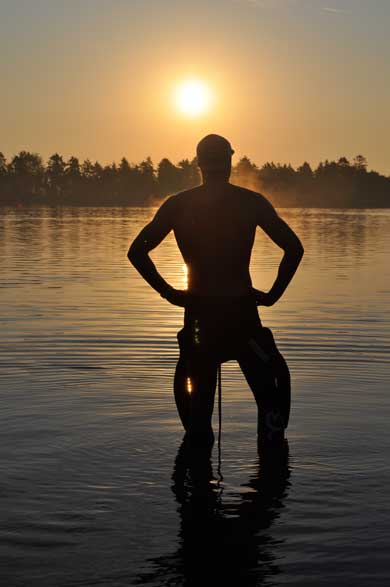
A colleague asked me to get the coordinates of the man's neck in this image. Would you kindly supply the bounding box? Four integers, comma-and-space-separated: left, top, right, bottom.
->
202, 176, 230, 186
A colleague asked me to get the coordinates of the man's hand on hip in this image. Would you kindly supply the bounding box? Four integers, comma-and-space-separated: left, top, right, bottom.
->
251, 288, 277, 307
161, 286, 188, 307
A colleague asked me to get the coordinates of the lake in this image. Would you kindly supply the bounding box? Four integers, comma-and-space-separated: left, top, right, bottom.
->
1, 206, 389, 586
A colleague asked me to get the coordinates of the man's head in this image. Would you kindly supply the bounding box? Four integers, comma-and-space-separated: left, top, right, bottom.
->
196, 134, 234, 182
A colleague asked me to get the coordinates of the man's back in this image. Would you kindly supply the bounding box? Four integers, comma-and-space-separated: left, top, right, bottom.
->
128, 134, 304, 444
168, 182, 271, 296
128, 133, 303, 310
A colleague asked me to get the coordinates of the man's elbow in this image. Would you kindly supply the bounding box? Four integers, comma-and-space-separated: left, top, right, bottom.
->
285, 237, 304, 261
127, 242, 142, 266
295, 239, 304, 260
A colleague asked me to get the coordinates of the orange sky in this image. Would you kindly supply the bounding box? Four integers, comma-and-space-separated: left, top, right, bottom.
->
1, 0, 389, 173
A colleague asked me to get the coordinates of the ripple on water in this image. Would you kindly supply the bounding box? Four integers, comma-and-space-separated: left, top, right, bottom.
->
1, 207, 390, 586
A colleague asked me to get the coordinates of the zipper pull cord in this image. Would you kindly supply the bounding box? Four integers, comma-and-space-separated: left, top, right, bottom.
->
217, 362, 223, 482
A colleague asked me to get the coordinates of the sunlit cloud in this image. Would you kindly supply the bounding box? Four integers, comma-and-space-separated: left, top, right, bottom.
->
232, 0, 300, 5
232, 0, 349, 13
321, 6, 348, 14
247, 0, 265, 6
231, 0, 265, 7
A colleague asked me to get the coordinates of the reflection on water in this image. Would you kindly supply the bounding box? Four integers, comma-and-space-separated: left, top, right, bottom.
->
136, 440, 290, 587
1, 206, 390, 586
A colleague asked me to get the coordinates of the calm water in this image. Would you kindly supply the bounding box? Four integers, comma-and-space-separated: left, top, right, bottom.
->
1, 206, 389, 586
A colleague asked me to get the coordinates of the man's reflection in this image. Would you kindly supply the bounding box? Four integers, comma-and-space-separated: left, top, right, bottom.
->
135, 437, 291, 586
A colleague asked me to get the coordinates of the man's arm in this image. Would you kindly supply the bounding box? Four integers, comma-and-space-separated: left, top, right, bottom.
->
253, 194, 304, 306
127, 196, 186, 306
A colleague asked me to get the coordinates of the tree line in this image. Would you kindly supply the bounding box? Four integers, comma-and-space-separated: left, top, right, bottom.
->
0, 150, 389, 207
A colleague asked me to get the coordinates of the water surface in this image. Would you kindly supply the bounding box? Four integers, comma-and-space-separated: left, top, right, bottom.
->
1, 206, 389, 586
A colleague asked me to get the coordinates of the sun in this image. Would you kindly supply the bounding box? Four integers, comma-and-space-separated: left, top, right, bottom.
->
174, 79, 212, 117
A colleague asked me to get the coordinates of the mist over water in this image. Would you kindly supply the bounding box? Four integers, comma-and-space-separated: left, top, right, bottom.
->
1, 206, 389, 586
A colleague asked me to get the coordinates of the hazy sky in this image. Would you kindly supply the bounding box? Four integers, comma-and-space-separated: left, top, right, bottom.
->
1, 0, 389, 173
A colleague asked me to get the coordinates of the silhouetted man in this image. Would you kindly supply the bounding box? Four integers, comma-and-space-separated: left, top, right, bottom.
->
128, 134, 304, 445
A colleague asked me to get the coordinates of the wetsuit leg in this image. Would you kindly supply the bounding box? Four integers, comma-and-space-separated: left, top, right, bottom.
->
174, 357, 192, 431
237, 344, 286, 444
174, 353, 218, 441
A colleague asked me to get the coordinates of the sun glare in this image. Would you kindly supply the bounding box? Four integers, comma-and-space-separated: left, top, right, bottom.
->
174, 79, 212, 117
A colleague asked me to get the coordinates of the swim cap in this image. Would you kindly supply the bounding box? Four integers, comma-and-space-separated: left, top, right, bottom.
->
196, 134, 235, 168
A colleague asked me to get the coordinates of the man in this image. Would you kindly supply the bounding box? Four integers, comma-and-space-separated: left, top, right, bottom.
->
128, 134, 304, 445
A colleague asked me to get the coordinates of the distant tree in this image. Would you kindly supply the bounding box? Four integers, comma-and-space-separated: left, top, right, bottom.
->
0, 152, 7, 176
100, 163, 119, 203
138, 157, 156, 202
0, 152, 9, 203
119, 157, 130, 175
0, 149, 388, 208
81, 159, 94, 180
114, 158, 130, 202
139, 157, 154, 178
9, 151, 43, 176
8, 151, 44, 201
177, 158, 201, 189
64, 157, 81, 202
233, 156, 257, 176
294, 162, 315, 205
157, 157, 200, 196
157, 158, 180, 196
232, 157, 259, 190
258, 162, 277, 183
353, 155, 367, 172
46, 153, 66, 201
92, 161, 103, 181
296, 162, 313, 179
66, 156, 81, 181
337, 157, 350, 167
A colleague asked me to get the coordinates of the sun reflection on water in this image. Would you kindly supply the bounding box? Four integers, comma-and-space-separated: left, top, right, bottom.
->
182, 263, 188, 289
186, 377, 192, 394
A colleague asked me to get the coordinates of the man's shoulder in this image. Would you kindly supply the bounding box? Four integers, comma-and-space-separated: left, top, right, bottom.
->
174, 185, 202, 200
160, 186, 201, 207
154, 187, 201, 227
230, 184, 274, 208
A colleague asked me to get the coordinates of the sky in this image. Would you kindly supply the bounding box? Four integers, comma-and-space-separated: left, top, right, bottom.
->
1, 0, 389, 173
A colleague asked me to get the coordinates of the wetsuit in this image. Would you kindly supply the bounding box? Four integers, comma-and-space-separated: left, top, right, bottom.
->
128, 179, 302, 445
174, 293, 291, 443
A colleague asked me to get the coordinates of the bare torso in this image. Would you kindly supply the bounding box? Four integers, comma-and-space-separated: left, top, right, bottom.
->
128, 178, 303, 308
171, 182, 260, 296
